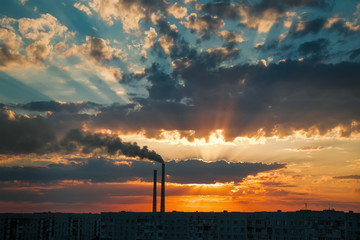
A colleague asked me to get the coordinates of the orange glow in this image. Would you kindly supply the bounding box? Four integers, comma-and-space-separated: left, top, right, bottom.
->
1, 174, 358, 213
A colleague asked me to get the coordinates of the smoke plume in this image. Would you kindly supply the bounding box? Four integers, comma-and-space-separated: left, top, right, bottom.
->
61, 129, 164, 163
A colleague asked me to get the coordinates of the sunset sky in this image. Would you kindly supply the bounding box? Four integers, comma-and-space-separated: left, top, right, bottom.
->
0, 0, 359, 213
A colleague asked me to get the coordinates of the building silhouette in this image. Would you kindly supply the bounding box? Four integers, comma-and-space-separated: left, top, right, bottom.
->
1, 210, 359, 240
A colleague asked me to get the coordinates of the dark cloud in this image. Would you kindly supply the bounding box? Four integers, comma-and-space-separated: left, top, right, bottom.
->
0, 109, 58, 154
3, 57, 360, 141
298, 38, 329, 60
0, 108, 163, 162
288, 17, 359, 39
86, 36, 116, 62
0, 181, 154, 204
198, 0, 327, 20
290, 18, 327, 38
0, 158, 285, 184
166, 159, 286, 184
333, 175, 360, 180
252, 0, 328, 13
349, 48, 360, 60
97, 60, 360, 139
197, 1, 242, 20
328, 19, 360, 35
144, 63, 184, 101
20, 101, 101, 113
254, 39, 281, 52
88, 37, 110, 61
184, 14, 225, 40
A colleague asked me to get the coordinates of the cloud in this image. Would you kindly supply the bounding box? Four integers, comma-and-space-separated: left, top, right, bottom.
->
0, 107, 162, 161
0, 28, 26, 68
168, 3, 187, 19
104, 60, 360, 140
166, 159, 286, 184
0, 14, 70, 68
0, 109, 58, 154
3, 57, 360, 141
18, 13, 68, 42
158, 35, 174, 55
26, 41, 51, 62
182, 13, 225, 39
19, 0, 27, 5
251, 0, 328, 14
333, 175, 360, 180
89, 0, 168, 32
298, 38, 329, 60
73, 2, 92, 16
142, 27, 158, 55
349, 48, 360, 60
290, 18, 327, 37
0, 181, 154, 204
239, 7, 285, 33
63, 36, 122, 62
289, 17, 360, 39
196, 1, 241, 20
62, 36, 124, 82
296, 146, 326, 151
324, 17, 360, 34
20, 101, 102, 113
0, 158, 285, 184
218, 30, 244, 43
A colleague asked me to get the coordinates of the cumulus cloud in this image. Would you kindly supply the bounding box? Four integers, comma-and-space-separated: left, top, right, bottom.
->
74, 2, 92, 15
89, 0, 168, 32
26, 41, 50, 62
158, 35, 174, 55
0, 14, 70, 68
18, 13, 68, 42
0, 158, 285, 184
64, 36, 122, 62
183, 13, 225, 39
239, 7, 285, 33
218, 30, 244, 43
168, 3, 188, 19
142, 27, 158, 55
0, 28, 26, 68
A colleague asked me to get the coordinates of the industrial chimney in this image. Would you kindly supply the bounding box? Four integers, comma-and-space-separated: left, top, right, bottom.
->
153, 170, 157, 213
160, 163, 165, 213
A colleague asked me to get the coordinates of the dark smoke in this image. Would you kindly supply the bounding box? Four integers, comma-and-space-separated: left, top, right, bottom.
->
61, 129, 164, 163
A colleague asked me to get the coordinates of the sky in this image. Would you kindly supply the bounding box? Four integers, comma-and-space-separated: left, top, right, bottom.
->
0, 0, 359, 213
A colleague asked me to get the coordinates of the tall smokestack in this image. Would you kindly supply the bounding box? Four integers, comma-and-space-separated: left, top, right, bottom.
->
153, 170, 157, 213
160, 163, 165, 213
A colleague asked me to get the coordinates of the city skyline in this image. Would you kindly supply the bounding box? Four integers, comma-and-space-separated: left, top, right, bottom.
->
0, 0, 360, 213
